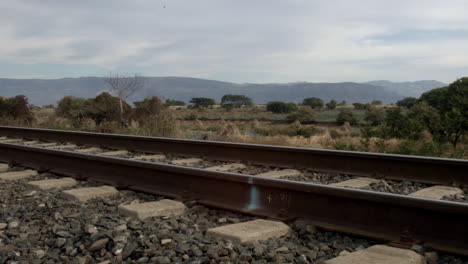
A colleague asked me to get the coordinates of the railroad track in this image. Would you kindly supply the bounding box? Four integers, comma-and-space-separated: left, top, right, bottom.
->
0, 126, 467, 262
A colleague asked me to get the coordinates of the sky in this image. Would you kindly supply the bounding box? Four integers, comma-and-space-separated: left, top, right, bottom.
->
0, 0, 467, 83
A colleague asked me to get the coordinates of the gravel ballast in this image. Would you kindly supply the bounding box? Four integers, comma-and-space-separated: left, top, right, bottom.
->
0, 169, 388, 263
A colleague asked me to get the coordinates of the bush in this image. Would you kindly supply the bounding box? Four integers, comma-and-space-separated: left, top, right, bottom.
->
165, 99, 185, 106
303, 97, 323, 109
352, 103, 370, 110
221, 94, 253, 108
0, 95, 34, 124
266, 101, 298, 113
364, 106, 385, 126
190, 97, 215, 108
371, 100, 382, 105
325, 100, 337, 110
336, 109, 357, 125
133, 96, 165, 125
83, 92, 131, 125
56, 96, 87, 127
286, 108, 315, 122
396, 97, 417, 108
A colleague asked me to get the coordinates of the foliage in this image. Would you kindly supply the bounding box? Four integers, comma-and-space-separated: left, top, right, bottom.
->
266, 101, 298, 113
165, 99, 185, 106
379, 108, 422, 140
420, 77, 468, 146
337, 100, 346, 106
302, 97, 324, 109
352, 103, 370, 110
0, 95, 34, 123
336, 108, 357, 125
371, 100, 382, 105
220, 94, 253, 109
254, 125, 319, 138
133, 96, 165, 125
190, 97, 216, 108
56, 96, 87, 127
363, 106, 385, 126
84, 92, 131, 125
396, 97, 418, 108
325, 100, 337, 110
286, 108, 315, 123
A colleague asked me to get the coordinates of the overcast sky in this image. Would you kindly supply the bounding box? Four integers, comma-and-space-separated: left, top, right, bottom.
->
0, 0, 467, 83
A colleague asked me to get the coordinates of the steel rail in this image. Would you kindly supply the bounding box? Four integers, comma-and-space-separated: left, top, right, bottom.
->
0, 142, 467, 255
0, 126, 467, 186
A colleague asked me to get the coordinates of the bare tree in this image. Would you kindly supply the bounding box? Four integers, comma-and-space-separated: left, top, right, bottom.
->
103, 73, 146, 125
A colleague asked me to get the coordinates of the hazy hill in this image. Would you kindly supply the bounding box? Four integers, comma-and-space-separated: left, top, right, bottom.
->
365, 80, 446, 98
0, 77, 445, 106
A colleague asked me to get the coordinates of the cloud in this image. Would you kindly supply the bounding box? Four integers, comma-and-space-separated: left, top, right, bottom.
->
0, 0, 467, 82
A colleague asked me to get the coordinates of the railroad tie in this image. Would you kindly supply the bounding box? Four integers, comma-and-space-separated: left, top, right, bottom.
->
206, 163, 246, 172
131, 154, 166, 162
62, 186, 119, 202
171, 158, 203, 166
256, 169, 301, 179
22, 140, 40, 145
100, 150, 129, 157
0, 138, 23, 143
27, 178, 78, 190
206, 219, 291, 244
324, 244, 425, 264
409, 186, 464, 200
0, 163, 9, 173
75, 147, 102, 154
52, 144, 78, 150
0, 170, 38, 181
119, 199, 187, 220
330, 177, 380, 189
35, 142, 59, 148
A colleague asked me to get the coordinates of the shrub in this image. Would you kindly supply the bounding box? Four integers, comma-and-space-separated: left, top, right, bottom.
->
165, 99, 185, 106
336, 109, 357, 125
56, 96, 87, 127
220, 94, 253, 108
266, 101, 298, 113
190, 97, 216, 108
302, 97, 324, 109
286, 108, 315, 123
364, 106, 385, 126
396, 97, 418, 108
352, 103, 370, 110
325, 100, 337, 110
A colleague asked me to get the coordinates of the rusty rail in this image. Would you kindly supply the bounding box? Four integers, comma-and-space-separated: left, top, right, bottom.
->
0, 126, 467, 186
0, 142, 467, 255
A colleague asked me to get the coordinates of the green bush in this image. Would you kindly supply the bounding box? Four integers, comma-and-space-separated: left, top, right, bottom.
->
286, 108, 315, 122
266, 101, 298, 113
336, 109, 357, 125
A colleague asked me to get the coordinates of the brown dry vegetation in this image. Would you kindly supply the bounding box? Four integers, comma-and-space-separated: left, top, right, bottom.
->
24, 106, 467, 159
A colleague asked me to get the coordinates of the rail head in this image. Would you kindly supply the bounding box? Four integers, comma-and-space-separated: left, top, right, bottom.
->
0, 142, 467, 255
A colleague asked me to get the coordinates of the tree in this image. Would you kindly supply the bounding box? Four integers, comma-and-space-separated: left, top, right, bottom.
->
6, 95, 34, 121
266, 101, 298, 113
337, 100, 347, 106
364, 106, 385, 126
325, 100, 337, 110
302, 97, 323, 109
396, 97, 418, 108
56, 96, 87, 127
0, 95, 34, 124
286, 108, 315, 123
352, 103, 370, 110
380, 108, 422, 140
133, 96, 165, 124
371, 100, 382, 105
336, 108, 357, 125
420, 77, 468, 146
165, 99, 185, 106
84, 92, 131, 125
220, 94, 253, 109
104, 73, 146, 125
190, 97, 216, 108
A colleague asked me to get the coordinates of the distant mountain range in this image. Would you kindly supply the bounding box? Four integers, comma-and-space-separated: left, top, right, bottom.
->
0, 77, 446, 106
